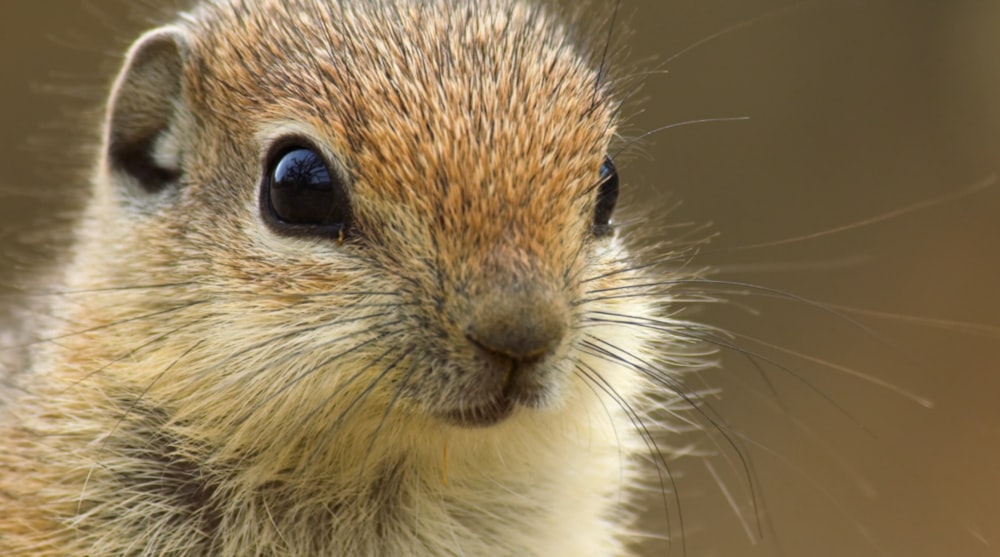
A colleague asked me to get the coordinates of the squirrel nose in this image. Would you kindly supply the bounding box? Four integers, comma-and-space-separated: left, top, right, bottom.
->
465, 282, 569, 363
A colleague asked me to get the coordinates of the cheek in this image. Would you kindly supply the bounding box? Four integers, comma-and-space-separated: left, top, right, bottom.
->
162, 286, 413, 444
573, 297, 661, 402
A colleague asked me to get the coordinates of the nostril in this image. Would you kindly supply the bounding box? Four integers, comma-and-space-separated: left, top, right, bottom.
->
465, 321, 561, 363
465, 285, 569, 364
466, 333, 544, 365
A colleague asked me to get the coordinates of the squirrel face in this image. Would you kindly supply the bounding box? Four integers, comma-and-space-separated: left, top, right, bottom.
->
95, 0, 650, 456
2, 2, 676, 554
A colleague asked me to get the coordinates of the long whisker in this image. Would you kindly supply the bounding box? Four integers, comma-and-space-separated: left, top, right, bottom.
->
580, 335, 763, 539
211, 310, 403, 385
581, 278, 881, 339
356, 350, 420, 474
733, 331, 934, 408
611, 116, 750, 160
0, 281, 200, 297
80, 339, 206, 515
2, 300, 211, 350
575, 362, 685, 556
662, 0, 820, 67
723, 174, 996, 252
576, 366, 628, 503
581, 313, 868, 431
231, 323, 408, 430
65, 315, 216, 391
702, 458, 759, 545
732, 432, 893, 557
808, 302, 1000, 339
294, 342, 404, 442
590, 0, 622, 111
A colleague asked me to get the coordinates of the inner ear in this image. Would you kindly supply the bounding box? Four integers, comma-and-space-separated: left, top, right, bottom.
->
104, 26, 188, 194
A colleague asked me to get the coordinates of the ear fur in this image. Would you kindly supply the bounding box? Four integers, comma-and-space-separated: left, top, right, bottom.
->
104, 26, 189, 194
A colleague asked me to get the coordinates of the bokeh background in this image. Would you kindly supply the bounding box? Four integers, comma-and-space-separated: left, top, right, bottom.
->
2, 1, 997, 556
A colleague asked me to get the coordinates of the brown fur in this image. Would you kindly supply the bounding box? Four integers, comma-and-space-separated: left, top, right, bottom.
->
0, 1, 690, 555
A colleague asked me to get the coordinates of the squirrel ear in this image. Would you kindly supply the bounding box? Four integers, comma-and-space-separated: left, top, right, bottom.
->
104, 26, 189, 194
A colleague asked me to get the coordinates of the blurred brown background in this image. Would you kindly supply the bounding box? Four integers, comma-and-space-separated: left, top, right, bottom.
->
1, 1, 998, 556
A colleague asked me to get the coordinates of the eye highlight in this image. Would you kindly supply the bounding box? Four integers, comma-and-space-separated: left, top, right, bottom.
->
262, 143, 352, 237
593, 155, 619, 236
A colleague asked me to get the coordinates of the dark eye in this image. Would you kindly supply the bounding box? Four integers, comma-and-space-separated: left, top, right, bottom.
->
263, 145, 352, 236
594, 155, 619, 236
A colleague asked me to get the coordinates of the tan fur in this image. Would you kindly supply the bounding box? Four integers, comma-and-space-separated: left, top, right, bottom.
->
0, 1, 696, 555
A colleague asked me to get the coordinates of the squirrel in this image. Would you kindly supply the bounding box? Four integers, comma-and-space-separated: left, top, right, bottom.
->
0, 0, 696, 555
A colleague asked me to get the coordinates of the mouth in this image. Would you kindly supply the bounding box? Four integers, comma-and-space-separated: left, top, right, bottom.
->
440, 392, 517, 428
432, 354, 556, 429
